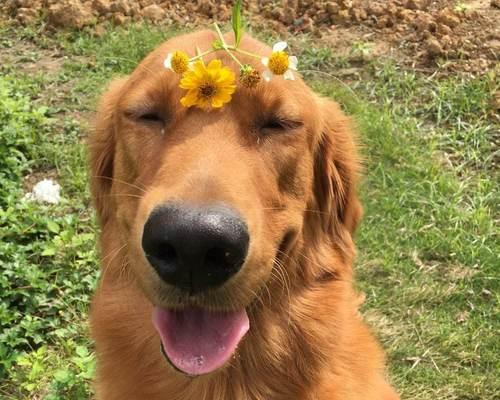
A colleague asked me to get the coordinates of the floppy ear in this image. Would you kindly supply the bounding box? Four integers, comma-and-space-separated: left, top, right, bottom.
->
309, 98, 363, 241
89, 78, 127, 225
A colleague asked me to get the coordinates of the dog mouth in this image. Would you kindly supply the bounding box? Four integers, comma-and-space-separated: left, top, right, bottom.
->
152, 306, 249, 376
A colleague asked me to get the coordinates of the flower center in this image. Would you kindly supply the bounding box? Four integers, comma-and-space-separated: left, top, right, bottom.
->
268, 51, 289, 75
240, 68, 261, 88
198, 83, 216, 99
171, 51, 189, 74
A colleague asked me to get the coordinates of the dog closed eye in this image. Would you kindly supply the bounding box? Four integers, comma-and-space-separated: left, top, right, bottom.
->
124, 107, 166, 128
259, 117, 303, 135
138, 112, 164, 123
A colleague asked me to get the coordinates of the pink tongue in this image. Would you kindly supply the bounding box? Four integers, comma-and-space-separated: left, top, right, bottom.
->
152, 306, 249, 376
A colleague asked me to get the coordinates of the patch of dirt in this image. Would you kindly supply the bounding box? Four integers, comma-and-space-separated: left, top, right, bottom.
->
0, 40, 66, 74
1, 0, 499, 74
264, 0, 500, 73
23, 169, 59, 193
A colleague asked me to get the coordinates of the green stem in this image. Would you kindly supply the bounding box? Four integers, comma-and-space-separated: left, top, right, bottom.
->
189, 48, 217, 62
213, 22, 244, 68
231, 47, 262, 59
213, 23, 228, 47
186, 24, 262, 67
226, 48, 244, 68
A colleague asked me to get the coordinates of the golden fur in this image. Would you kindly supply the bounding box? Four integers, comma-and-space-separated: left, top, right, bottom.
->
88, 30, 399, 400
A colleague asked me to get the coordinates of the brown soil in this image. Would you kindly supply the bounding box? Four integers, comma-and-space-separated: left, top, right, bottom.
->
0, 40, 66, 74
1, 0, 499, 73
22, 169, 59, 193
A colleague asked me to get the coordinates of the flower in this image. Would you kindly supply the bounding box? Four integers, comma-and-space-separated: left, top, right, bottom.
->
239, 65, 260, 88
261, 41, 298, 81
164, 51, 190, 74
179, 59, 236, 108
24, 179, 61, 204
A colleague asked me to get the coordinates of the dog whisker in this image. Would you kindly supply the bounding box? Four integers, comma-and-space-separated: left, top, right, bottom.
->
259, 206, 330, 216
99, 193, 145, 199
101, 243, 127, 263
100, 244, 127, 286
271, 259, 291, 300
300, 69, 361, 101
92, 175, 147, 193
272, 256, 293, 326
247, 285, 267, 312
261, 278, 273, 307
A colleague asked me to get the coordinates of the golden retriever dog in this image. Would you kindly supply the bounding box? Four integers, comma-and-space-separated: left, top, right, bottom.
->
89, 30, 399, 400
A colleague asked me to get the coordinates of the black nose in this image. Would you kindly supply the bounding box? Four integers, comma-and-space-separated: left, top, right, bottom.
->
141, 203, 249, 294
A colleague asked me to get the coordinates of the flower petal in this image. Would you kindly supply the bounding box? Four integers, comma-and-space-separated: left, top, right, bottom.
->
283, 69, 295, 80
262, 69, 273, 82
261, 57, 269, 66
211, 98, 225, 108
198, 97, 211, 108
215, 68, 235, 83
273, 41, 288, 52
179, 72, 199, 89
180, 90, 199, 107
289, 56, 298, 70
217, 90, 235, 101
207, 59, 222, 70
164, 53, 173, 69
191, 60, 207, 78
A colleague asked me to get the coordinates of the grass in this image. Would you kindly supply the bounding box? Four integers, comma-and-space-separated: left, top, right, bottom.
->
0, 20, 498, 400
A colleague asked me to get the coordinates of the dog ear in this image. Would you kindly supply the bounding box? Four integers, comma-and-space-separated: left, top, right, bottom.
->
309, 98, 363, 242
89, 78, 127, 225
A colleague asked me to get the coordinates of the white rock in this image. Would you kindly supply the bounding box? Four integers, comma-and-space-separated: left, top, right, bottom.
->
26, 179, 62, 204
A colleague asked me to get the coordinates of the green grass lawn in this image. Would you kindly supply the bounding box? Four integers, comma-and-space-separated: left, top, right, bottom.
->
0, 21, 498, 400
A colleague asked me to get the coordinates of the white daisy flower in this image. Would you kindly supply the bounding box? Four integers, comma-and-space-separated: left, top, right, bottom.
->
261, 41, 298, 82
163, 51, 191, 74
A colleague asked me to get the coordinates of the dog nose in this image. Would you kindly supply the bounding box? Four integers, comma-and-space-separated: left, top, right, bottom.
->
141, 203, 249, 294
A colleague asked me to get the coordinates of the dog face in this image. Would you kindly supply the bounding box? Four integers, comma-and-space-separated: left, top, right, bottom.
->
90, 31, 361, 376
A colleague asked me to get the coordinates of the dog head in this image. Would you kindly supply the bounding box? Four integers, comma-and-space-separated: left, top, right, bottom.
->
89, 30, 361, 376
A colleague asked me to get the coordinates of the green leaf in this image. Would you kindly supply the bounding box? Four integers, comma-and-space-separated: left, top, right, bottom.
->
231, 0, 243, 47
54, 369, 71, 383
41, 246, 56, 256
47, 220, 60, 234
75, 345, 89, 358
36, 106, 49, 116
25, 383, 35, 391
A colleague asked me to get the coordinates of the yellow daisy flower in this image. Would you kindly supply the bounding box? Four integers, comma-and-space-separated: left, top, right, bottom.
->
261, 41, 298, 81
164, 51, 190, 74
179, 59, 236, 109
